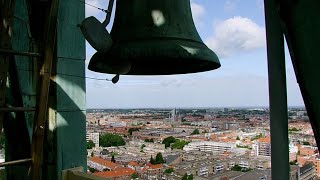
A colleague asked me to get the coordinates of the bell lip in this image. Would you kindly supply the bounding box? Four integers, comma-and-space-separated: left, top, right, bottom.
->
88, 39, 221, 75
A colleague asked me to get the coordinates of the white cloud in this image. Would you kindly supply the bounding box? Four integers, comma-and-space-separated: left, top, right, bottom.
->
191, 1, 206, 27
205, 16, 266, 58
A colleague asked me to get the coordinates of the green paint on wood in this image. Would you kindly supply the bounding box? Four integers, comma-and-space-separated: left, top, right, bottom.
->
51, 1, 86, 180
8, 0, 86, 179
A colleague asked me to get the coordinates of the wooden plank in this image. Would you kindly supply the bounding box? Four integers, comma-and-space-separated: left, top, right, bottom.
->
0, 158, 32, 167
0, 49, 41, 57
30, 0, 59, 179
0, 107, 36, 112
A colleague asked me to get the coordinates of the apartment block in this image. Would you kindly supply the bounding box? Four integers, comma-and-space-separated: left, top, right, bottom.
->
86, 132, 99, 147
183, 141, 235, 154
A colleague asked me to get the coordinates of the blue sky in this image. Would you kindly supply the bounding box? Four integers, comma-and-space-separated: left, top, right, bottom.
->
84, 0, 304, 108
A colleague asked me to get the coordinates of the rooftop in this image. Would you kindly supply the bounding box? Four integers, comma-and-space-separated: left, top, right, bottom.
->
94, 168, 135, 178
89, 157, 120, 170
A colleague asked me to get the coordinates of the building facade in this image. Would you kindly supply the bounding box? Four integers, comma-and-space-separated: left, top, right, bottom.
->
183, 141, 235, 154
86, 132, 100, 147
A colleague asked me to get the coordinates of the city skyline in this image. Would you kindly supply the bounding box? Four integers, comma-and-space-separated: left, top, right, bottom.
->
85, 0, 304, 108
85, 107, 315, 179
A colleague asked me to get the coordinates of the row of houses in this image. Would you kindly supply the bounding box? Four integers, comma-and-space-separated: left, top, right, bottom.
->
88, 156, 164, 180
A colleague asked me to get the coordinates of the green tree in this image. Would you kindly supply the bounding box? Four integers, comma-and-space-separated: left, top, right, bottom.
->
236, 136, 240, 140
131, 173, 139, 179
111, 155, 115, 163
162, 136, 176, 148
171, 140, 189, 150
182, 173, 188, 180
141, 144, 146, 149
303, 141, 310, 145
165, 168, 174, 174
88, 167, 97, 173
231, 164, 242, 171
155, 152, 165, 164
150, 156, 155, 164
87, 140, 95, 149
191, 129, 200, 135
182, 173, 193, 180
128, 128, 140, 135
100, 133, 125, 147
144, 138, 154, 143
145, 138, 154, 143
289, 160, 297, 165
111, 151, 119, 156
289, 127, 300, 132
250, 133, 263, 141
231, 164, 252, 172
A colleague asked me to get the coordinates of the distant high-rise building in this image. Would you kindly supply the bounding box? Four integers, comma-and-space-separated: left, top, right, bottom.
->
169, 108, 177, 122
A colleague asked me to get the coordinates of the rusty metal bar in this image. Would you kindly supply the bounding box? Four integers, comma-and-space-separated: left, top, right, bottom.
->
0, 107, 36, 112
0, 158, 32, 167
0, 49, 41, 57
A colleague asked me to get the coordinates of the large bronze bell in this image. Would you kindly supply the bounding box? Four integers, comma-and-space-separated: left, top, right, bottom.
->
88, 0, 220, 75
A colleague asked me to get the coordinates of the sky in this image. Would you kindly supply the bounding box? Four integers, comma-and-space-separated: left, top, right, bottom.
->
84, 0, 304, 109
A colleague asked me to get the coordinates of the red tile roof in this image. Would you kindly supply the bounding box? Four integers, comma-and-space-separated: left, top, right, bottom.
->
141, 163, 163, 172
149, 164, 163, 169
89, 157, 120, 170
128, 161, 139, 167
94, 168, 135, 178
258, 136, 270, 143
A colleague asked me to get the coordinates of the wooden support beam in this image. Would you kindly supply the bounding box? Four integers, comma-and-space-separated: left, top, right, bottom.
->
30, 0, 59, 179
0, 107, 36, 112
0, 49, 41, 57
0, 158, 32, 167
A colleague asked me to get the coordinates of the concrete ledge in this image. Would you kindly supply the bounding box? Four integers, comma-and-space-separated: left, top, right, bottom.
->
62, 167, 107, 180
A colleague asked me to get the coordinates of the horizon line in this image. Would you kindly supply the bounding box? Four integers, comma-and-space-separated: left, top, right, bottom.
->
86, 105, 305, 110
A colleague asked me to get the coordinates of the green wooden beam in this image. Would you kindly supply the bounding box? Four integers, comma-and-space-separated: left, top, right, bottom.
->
30, 0, 59, 179
264, 0, 289, 179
